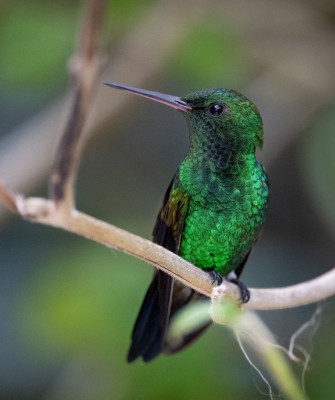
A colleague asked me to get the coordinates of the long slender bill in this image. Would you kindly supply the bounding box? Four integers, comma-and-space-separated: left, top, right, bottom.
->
104, 82, 191, 112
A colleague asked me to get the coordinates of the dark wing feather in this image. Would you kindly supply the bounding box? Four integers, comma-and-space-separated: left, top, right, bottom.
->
127, 175, 189, 362
233, 250, 251, 279
152, 179, 176, 251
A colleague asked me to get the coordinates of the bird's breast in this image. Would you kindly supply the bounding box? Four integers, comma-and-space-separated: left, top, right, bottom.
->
178, 159, 269, 274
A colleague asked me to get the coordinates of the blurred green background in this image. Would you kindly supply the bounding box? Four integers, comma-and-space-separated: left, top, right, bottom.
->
1, 0, 335, 399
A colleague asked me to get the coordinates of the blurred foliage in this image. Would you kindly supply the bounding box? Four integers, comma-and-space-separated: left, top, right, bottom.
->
0, 0, 154, 92
1, 0, 335, 399
0, 1, 77, 91
105, 0, 155, 33
300, 102, 335, 238
168, 23, 248, 89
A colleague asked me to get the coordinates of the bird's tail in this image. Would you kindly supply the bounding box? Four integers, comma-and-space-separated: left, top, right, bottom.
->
127, 271, 173, 362
127, 270, 211, 362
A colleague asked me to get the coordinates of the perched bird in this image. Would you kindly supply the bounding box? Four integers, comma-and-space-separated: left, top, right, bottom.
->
105, 82, 269, 362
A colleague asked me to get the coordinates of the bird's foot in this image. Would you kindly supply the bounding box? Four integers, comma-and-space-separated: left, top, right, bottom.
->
227, 273, 250, 303
208, 270, 223, 285
208, 271, 250, 303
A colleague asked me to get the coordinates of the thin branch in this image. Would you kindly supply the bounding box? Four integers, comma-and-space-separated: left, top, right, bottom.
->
1, 183, 334, 311
49, 0, 105, 211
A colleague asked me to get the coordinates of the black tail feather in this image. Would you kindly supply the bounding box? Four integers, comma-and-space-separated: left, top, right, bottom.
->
127, 271, 173, 362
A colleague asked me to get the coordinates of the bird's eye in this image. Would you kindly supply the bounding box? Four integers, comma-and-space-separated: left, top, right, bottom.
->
208, 103, 227, 117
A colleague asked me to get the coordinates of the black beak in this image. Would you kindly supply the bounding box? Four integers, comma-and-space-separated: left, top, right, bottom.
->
104, 82, 191, 112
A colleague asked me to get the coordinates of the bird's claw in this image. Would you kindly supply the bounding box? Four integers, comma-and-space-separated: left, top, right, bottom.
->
208, 270, 223, 285
208, 270, 250, 303
227, 277, 250, 303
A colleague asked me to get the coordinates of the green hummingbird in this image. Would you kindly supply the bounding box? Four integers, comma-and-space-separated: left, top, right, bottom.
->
105, 82, 269, 362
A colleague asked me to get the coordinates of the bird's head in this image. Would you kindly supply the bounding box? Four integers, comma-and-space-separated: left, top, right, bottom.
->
104, 83, 263, 152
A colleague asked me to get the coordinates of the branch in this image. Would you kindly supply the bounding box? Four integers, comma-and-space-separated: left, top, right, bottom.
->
1, 183, 334, 311
49, 0, 105, 211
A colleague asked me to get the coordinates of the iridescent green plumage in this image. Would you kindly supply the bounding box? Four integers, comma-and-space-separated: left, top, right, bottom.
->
177, 88, 268, 274
105, 83, 269, 362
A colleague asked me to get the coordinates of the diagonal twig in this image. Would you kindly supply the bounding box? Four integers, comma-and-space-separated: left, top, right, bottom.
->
49, 0, 105, 211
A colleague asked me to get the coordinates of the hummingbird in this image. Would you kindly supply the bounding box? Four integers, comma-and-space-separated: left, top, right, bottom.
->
105, 82, 269, 362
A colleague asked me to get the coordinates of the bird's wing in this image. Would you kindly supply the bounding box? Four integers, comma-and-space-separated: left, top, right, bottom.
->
154, 177, 214, 355
152, 174, 189, 252
233, 249, 251, 278
127, 174, 190, 362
